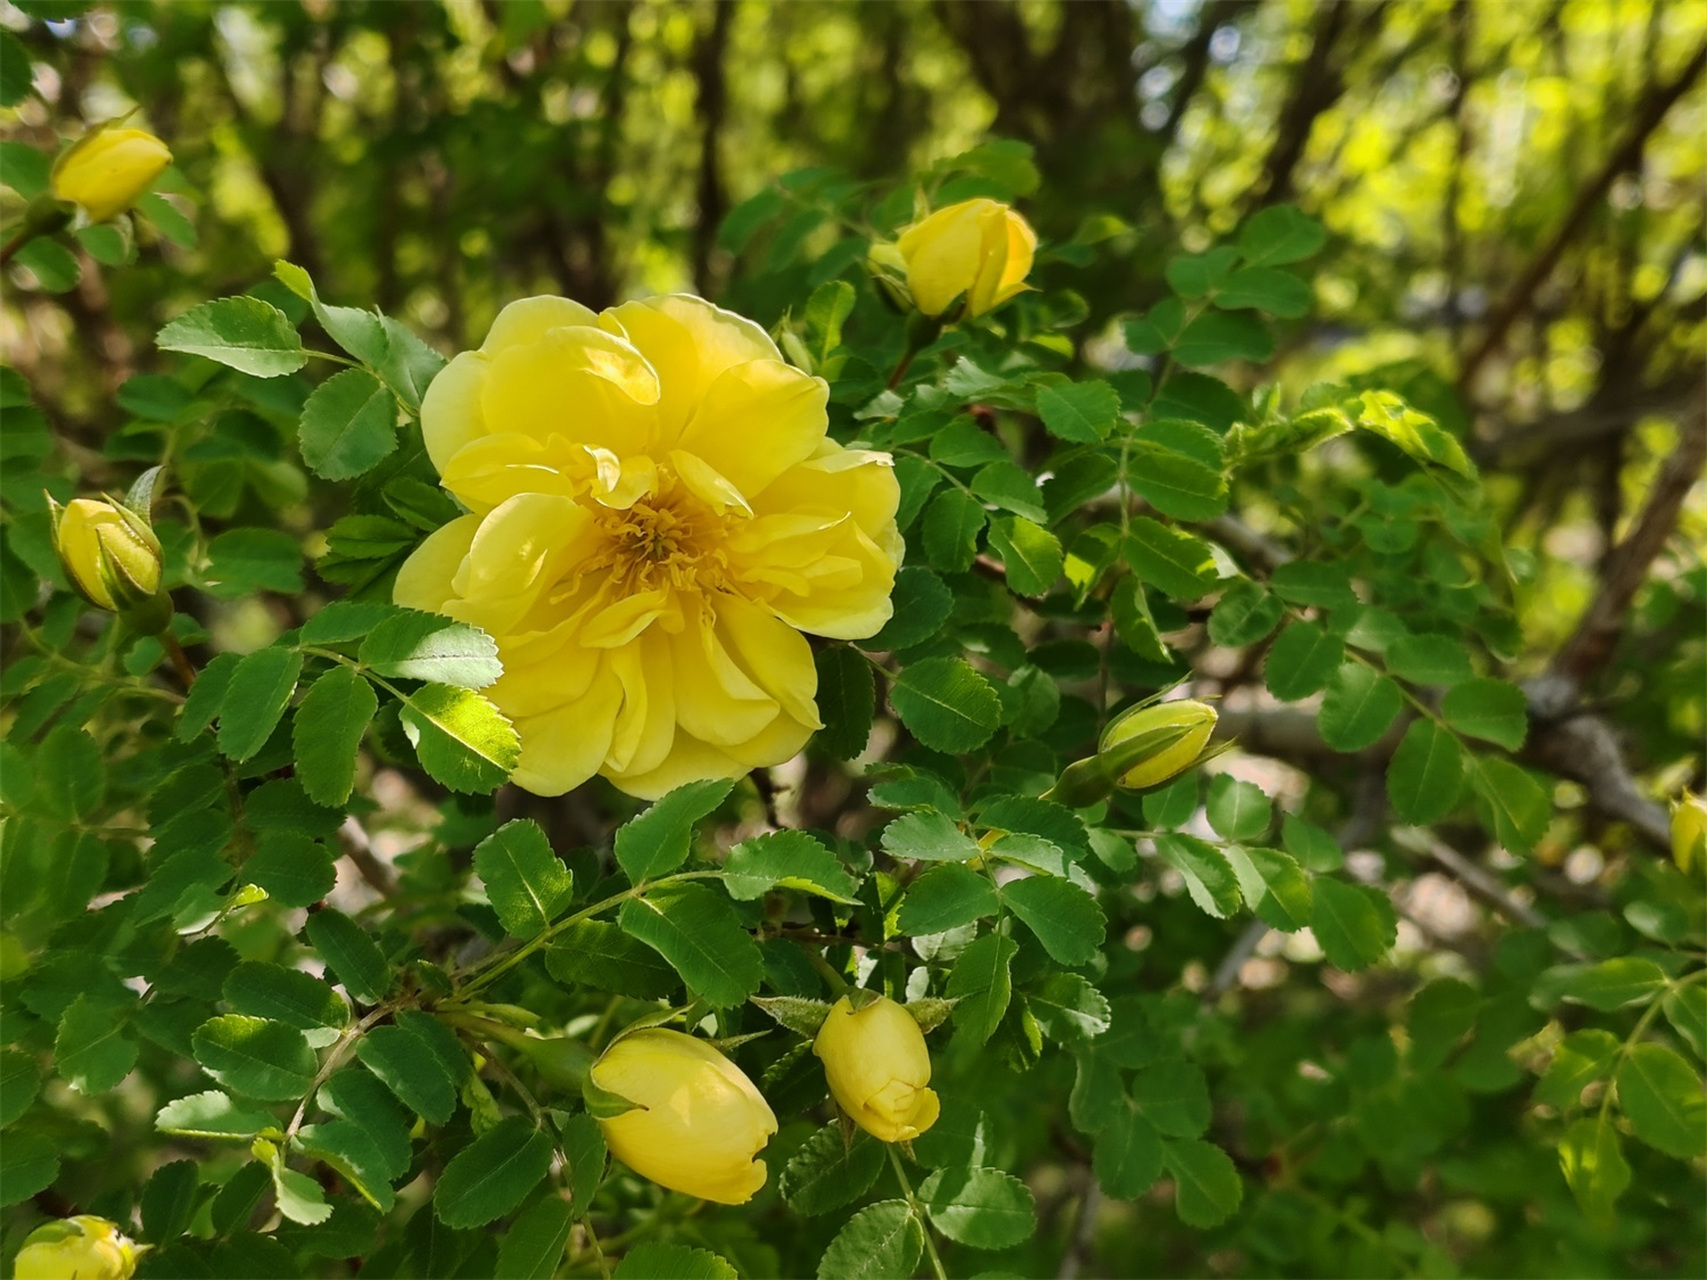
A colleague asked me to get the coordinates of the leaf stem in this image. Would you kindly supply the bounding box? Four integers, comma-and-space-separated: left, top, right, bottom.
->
886, 1144, 948, 1280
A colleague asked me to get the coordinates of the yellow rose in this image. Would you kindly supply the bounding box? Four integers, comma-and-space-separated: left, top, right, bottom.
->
14, 1216, 143, 1280
48, 496, 164, 613
590, 1028, 778, 1204
51, 127, 172, 224
813, 994, 940, 1143
1673, 791, 1707, 875
394, 294, 903, 798
895, 198, 1036, 319
1100, 698, 1218, 791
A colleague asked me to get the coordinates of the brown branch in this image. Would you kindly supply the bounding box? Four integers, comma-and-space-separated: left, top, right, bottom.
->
1252, 1, 1378, 208
1460, 37, 1707, 386
1391, 828, 1547, 930
689, 0, 735, 295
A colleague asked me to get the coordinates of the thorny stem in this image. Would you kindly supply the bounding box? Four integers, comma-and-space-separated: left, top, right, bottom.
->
887, 1144, 949, 1280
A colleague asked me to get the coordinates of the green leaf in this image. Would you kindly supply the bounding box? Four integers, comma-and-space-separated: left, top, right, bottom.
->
1270, 560, 1357, 609
496, 1196, 573, 1280
917, 1165, 1037, 1249
813, 645, 875, 758
36, 723, 103, 821
1132, 1060, 1211, 1138
1310, 878, 1397, 971
618, 883, 764, 1008
56, 995, 138, 1093
474, 820, 574, 940
1357, 391, 1476, 480
319, 1069, 414, 1178
0, 32, 35, 108
298, 368, 398, 479
1162, 1138, 1244, 1227
1164, 247, 1239, 299
1027, 974, 1112, 1044
546, 921, 681, 1001
177, 651, 240, 741
898, 863, 999, 935
1223, 846, 1312, 931
223, 962, 348, 1034
868, 565, 953, 652
14, 237, 78, 291
1558, 1116, 1629, 1225
1534, 957, 1669, 1011
1173, 311, 1274, 366
192, 1016, 317, 1102
1236, 204, 1326, 266
1663, 985, 1706, 1061
141, 1160, 203, 1242
217, 647, 303, 763
722, 830, 859, 904
1094, 1101, 1163, 1198
136, 191, 197, 248
304, 909, 392, 1005
780, 1127, 886, 1216
1124, 518, 1217, 600
292, 666, 377, 807
1206, 775, 1272, 842
615, 1244, 738, 1280
1215, 265, 1313, 317
1035, 380, 1120, 442
1001, 876, 1106, 966
244, 832, 335, 909
358, 611, 502, 689
948, 933, 1018, 1047
1535, 1029, 1622, 1110
355, 1025, 459, 1125
750, 996, 833, 1037
970, 460, 1047, 523
1128, 444, 1229, 521
615, 778, 734, 883
1317, 662, 1402, 751
433, 1116, 555, 1228
269, 1149, 333, 1226
1617, 1042, 1705, 1158
158, 297, 307, 378
1468, 756, 1551, 853
0, 1048, 39, 1127
0, 1131, 59, 1207
1386, 634, 1474, 687
890, 657, 1003, 753
156, 1090, 278, 1140
1407, 979, 1483, 1070
1387, 719, 1466, 824
987, 516, 1063, 596
399, 684, 520, 793
1441, 677, 1528, 751
920, 488, 985, 573
202, 527, 305, 597
1264, 622, 1343, 701
816, 1200, 922, 1280
1155, 834, 1240, 919
880, 810, 981, 863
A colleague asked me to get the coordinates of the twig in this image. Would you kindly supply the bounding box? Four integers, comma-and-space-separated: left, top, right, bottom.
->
1390, 827, 1546, 929
337, 815, 397, 897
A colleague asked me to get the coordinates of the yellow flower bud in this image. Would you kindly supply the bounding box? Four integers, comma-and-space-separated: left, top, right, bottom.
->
894, 198, 1036, 319
1099, 698, 1218, 791
590, 1028, 777, 1204
51, 127, 172, 224
14, 1216, 142, 1280
49, 496, 164, 613
813, 994, 940, 1144
1673, 791, 1707, 876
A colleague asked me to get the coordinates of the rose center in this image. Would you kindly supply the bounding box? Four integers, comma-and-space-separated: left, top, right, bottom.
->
594, 480, 735, 595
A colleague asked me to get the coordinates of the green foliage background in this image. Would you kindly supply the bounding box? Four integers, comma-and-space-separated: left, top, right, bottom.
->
1, 2, 1704, 1278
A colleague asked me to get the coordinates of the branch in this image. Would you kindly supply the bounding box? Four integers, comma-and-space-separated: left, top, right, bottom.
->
1460, 37, 1707, 385
1390, 828, 1546, 929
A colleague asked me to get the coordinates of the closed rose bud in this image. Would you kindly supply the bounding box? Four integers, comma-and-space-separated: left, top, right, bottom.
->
51, 127, 172, 224
14, 1216, 143, 1280
590, 1028, 777, 1205
894, 198, 1036, 319
48, 496, 164, 614
1099, 698, 1218, 791
1673, 791, 1707, 876
813, 994, 940, 1144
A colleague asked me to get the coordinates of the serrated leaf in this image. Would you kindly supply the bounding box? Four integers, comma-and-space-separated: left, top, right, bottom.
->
192, 1015, 317, 1101
1310, 878, 1397, 971
399, 684, 520, 793
546, 920, 681, 1001
0, 1049, 40, 1128
1534, 957, 1668, 1011
1236, 204, 1326, 267
1132, 1061, 1211, 1138
1162, 1138, 1243, 1227
1026, 974, 1112, 1044
292, 665, 377, 807
618, 883, 763, 1008
1173, 310, 1273, 366
1663, 985, 1707, 1061
141, 1160, 203, 1242
156, 1091, 277, 1140
304, 909, 391, 1005
359, 611, 502, 689
1124, 518, 1217, 600
245, 832, 335, 909
987, 515, 1063, 596
356, 1026, 459, 1125
722, 829, 859, 904
1535, 1029, 1622, 1110
1128, 444, 1228, 521
1154, 834, 1241, 918
880, 810, 981, 863
1001, 876, 1105, 965
615, 778, 734, 883
816, 1200, 922, 1280
1317, 662, 1402, 751
474, 820, 574, 940
750, 996, 833, 1038
948, 933, 1017, 1047
1468, 756, 1551, 853
1441, 677, 1528, 751
1264, 622, 1343, 701
1094, 1101, 1163, 1198
615, 1244, 738, 1280
0, 1131, 59, 1207
1215, 266, 1313, 317
781, 1126, 886, 1215
223, 962, 348, 1032
1558, 1116, 1629, 1225
158, 296, 307, 378
868, 565, 953, 652
1387, 719, 1466, 824
433, 1115, 554, 1228
56, 995, 138, 1093
1206, 775, 1272, 842
814, 645, 875, 758
1035, 380, 1120, 442
920, 488, 985, 573
1386, 634, 1474, 687
217, 647, 303, 763
496, 1196, 573, 1280
298, 367, 398, 479
890, 657, 1003, 753
917, 1165, 1036, 1249
898, 863, 999, 934
1222, 845, 1312, 931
